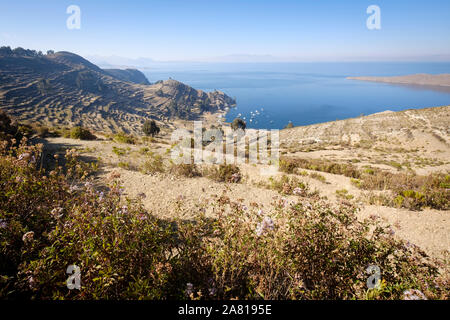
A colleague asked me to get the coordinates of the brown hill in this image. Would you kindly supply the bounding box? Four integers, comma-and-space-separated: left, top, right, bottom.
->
0, 48, 235, 133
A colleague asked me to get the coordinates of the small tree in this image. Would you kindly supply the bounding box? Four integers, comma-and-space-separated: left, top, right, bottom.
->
231, 118, 246, 131
143, 120, 160, 137
284, 122, 294, 129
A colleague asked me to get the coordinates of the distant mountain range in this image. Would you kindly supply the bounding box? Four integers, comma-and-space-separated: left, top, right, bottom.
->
0, 47, 235, 133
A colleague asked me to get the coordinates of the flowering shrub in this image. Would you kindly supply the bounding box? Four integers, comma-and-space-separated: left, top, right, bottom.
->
178, 197, 447, 300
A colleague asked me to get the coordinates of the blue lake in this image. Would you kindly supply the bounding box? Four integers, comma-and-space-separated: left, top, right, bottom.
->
144, 62, 450, 129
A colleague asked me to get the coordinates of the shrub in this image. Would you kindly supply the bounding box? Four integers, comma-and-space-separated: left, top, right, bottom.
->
175, 198, 446, 300
394, 195, 404, 208
0, 140, 98, 298
141, 153, 165, 174
33, 125, 50, 138
205, 164, 241, 183
142, 120, 160, 137
309, 172, 326, 183
284, 122, 294, 129
170, 163, 200, 178
336, 189, 354, 200
113, 132, 136, 144
70, 126, 96, 140
351, 178, 361, 188
118, 161, 130, 170
279, 157, 361, 179
231, 118, 246, 131
12, 183, 179, 299
112, 146, 127, 156
267, 175, 309, 196
359, 172, 449, 210
279, 159, 298, 174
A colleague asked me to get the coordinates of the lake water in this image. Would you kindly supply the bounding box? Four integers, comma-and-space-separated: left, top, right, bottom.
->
143, 62, 450, 129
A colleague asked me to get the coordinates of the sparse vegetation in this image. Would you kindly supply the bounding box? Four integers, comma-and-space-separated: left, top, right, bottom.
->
280, 156, 449, 210
112, 146, 127, 156
141, 152, 165, 174
309, 172, 327, 183
267, 175, 309, 196
118, 161, 131, 170
0, 141, 446, 299
280, 157, 362, 178
336, 189, 354, 200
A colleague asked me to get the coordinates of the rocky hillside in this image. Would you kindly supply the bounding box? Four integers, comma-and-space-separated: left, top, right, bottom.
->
103, 68, 151, 85
0, 48, 235, 133
281, 106, 450, 146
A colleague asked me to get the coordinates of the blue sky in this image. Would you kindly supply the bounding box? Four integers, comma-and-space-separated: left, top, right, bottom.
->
1, 0, 449, 62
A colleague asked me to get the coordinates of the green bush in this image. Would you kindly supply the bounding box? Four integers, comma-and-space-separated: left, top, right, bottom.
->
70, 127, 96, 140
142, 120, 160, 137
112, 146, 127, 156
113, 132, 136, 144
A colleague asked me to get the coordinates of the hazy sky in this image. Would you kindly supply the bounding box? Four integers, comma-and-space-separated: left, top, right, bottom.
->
1, 0, 449, 62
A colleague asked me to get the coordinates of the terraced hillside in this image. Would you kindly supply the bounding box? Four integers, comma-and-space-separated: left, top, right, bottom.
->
0, 49, 235, 133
